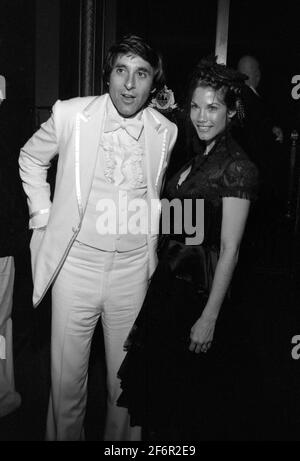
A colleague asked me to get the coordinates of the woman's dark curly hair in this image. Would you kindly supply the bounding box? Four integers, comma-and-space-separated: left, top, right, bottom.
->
103, 34, 165, 96
185, 55, 248, 117
184, 56, 248, 156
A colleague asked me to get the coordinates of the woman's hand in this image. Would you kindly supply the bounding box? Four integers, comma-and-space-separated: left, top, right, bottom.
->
189, 314, 216, 354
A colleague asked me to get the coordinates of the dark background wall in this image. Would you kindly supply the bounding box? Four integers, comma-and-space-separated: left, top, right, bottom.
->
0, 0, 35, 146
1, 0, 299, 133
0, 0, 35, 104
59, 0, 80, 100
35, 0, 60, 124
0, 0, 294, 138
116, 0, 218, 107
228, 0, 300, 134
115, 0, 300, 136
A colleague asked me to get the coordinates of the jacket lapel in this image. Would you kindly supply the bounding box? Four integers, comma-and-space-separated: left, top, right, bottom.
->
75, 94, 109, 217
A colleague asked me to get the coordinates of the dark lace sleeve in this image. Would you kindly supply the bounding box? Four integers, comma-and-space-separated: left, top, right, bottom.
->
221, 158, 259, 200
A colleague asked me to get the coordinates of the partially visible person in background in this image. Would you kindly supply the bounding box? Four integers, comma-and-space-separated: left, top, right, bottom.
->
234, 55, 283, 182
237, 56, 283, 140
0, 161, 22, 418
231, 54, 286, 273
0, 75, 29, 419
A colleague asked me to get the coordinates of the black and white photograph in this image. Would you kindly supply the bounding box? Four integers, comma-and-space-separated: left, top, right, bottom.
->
0, 0, 300, 444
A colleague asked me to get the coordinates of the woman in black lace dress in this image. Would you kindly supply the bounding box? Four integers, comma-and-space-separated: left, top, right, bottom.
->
117, 57, 259, 440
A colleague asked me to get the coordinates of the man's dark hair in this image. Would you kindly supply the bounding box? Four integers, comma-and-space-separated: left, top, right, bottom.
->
103, 34, 165, 95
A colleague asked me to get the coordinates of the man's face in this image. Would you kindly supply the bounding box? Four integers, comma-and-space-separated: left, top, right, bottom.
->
108, 53, 155, 118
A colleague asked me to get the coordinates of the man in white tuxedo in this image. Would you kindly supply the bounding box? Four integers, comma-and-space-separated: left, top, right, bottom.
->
19, 34, 177, 441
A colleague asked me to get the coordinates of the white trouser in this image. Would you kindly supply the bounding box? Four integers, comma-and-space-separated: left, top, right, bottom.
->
0, 256, 21, 418
46, 241, 148, 441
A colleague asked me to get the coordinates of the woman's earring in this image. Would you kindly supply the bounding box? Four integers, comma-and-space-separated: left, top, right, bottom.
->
236, 99, 245, 122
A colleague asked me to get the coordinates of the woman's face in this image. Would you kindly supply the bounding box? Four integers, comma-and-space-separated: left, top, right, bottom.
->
190, 86, 235, 148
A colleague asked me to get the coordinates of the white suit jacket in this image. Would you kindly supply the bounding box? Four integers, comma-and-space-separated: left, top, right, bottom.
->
19, 94, 178, 307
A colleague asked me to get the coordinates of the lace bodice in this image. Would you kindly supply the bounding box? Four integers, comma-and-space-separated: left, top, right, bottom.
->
164, 131, 259, 248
